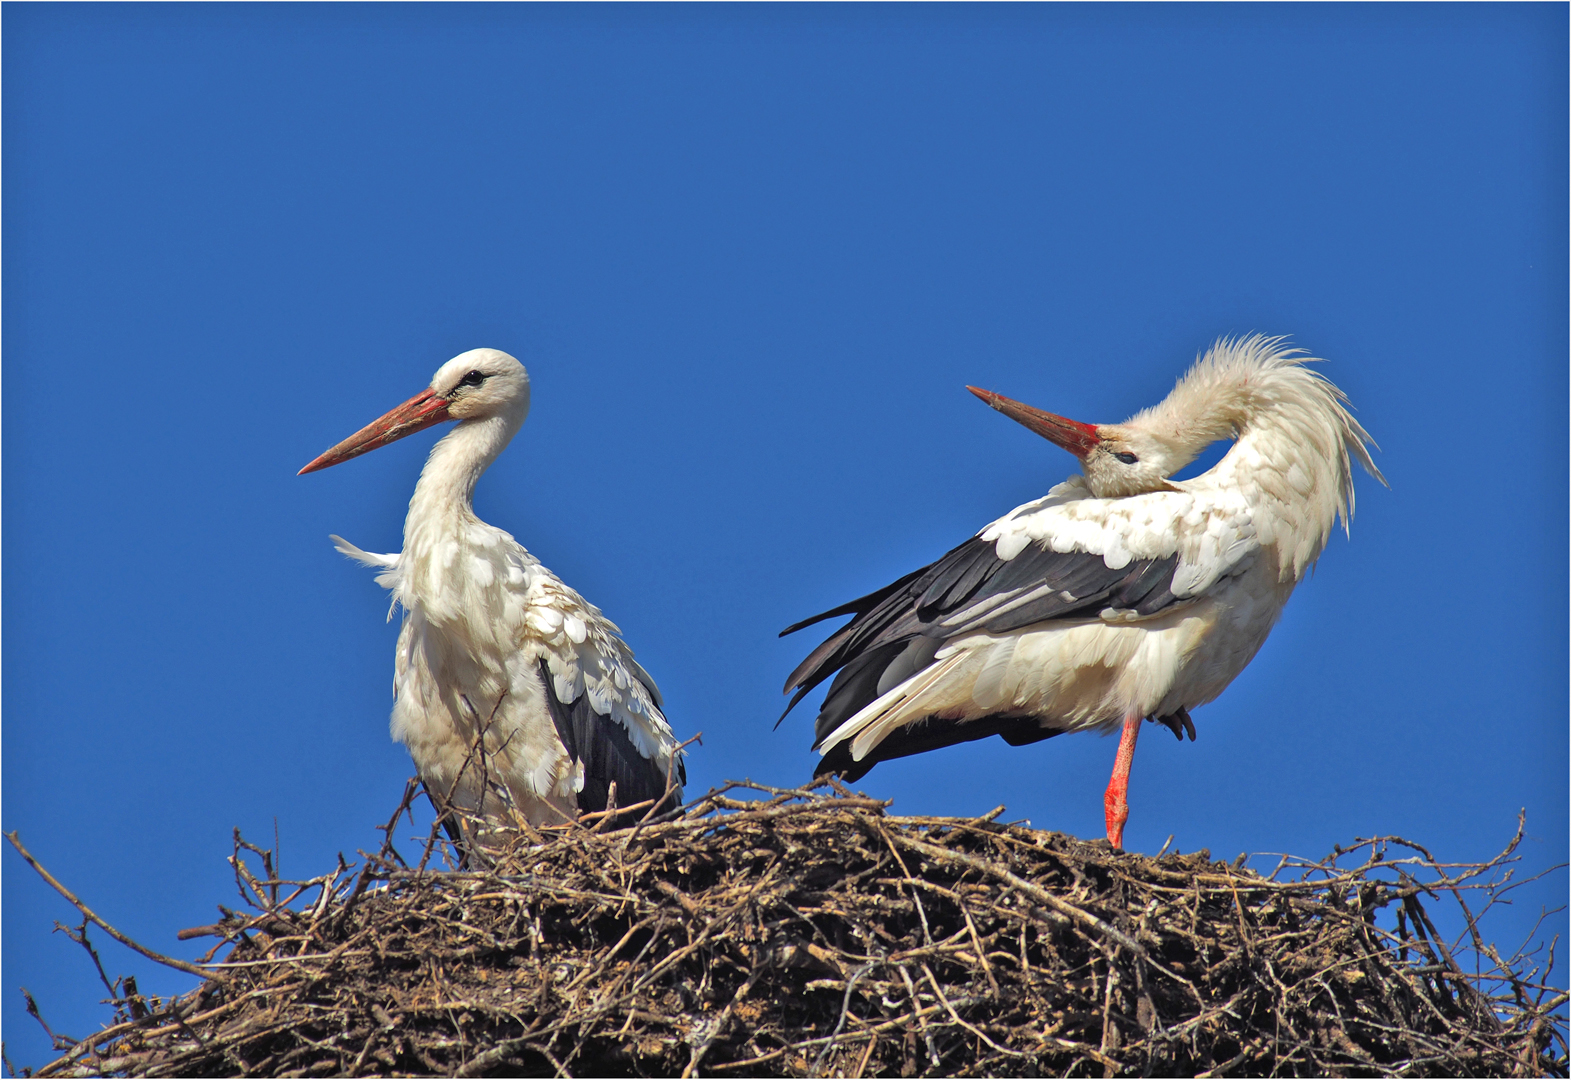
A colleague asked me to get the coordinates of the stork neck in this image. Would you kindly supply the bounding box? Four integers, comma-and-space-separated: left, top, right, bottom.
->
406, 414, 521, 535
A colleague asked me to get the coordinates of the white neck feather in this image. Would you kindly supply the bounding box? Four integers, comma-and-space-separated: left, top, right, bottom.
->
405, 414, 523, 548
1162, 339, 1383, 581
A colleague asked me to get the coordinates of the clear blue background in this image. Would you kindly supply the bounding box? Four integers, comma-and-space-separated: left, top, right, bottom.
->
4, 4, 1565, 1066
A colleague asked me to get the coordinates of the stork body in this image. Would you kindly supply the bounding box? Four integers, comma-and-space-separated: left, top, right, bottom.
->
782, 337, 1382, 848
301, 349, 684, 834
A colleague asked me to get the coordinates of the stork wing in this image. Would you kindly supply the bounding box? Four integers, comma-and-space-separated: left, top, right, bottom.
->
537, 659, 678, 818
524, 561, 684, 819
782, 485, 1258, 753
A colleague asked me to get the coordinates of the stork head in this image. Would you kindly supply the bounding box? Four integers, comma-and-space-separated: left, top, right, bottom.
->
431, 348, 531, 423
966, 386, 1197, 498
299, 348, 530, 474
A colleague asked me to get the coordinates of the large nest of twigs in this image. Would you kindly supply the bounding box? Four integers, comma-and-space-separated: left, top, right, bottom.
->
18, 782, 1567, 1078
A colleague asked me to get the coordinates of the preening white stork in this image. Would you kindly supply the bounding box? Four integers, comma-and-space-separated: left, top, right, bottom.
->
782, 336, 1383, 849
300, 349, 684, 837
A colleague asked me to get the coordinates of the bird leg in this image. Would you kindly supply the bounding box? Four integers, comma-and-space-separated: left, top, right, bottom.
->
1103, 714, 1142, 849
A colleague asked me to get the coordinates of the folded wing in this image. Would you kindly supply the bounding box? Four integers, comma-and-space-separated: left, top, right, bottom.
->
783, 484, 1258, 777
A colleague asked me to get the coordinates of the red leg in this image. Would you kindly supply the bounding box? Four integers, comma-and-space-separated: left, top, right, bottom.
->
1103, 715, 1141, 849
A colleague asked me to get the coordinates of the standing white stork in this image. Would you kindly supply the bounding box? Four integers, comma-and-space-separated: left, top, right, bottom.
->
781, 336, 1383, 849
300, 348, 684, 837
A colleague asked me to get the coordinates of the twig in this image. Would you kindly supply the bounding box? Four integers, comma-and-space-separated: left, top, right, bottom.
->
6, 833, 216, 980
16, 783, 1565, 1079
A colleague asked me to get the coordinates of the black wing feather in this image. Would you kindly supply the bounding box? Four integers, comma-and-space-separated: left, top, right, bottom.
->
813, 639, 911, 744
783, 533, 1184, 777
538, 660, 677, 819
779, 567, 925, 637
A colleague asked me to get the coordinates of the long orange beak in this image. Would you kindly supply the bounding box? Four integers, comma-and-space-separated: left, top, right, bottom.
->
966, 386, 1101, 460
298, 387, 452, 475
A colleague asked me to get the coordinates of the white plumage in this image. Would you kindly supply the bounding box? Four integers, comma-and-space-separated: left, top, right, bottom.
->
783, 336, 1383, 848
301, 349, 684, 836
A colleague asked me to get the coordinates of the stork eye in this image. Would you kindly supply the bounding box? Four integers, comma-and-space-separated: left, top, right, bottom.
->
459, 370, 487, 387
1113, 451, 1139, 465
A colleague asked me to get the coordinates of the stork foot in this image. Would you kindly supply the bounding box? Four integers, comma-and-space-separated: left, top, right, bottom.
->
1151, 706, 1196, 742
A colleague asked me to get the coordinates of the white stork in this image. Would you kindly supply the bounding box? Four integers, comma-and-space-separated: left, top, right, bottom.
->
782, 336, 1383, 849
300, 349, 684, 837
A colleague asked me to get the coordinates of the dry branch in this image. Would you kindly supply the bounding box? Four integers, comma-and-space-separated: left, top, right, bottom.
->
14, 782, 1567, 1078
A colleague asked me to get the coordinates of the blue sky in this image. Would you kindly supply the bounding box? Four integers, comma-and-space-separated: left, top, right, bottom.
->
4, 4, 1565, 1065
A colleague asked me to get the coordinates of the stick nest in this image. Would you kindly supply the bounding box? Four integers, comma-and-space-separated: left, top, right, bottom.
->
21, 782, 1568, 1078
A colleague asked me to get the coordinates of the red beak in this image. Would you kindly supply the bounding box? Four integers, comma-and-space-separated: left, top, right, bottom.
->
298, 387, 452, 475
966, 386, 1101, 459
